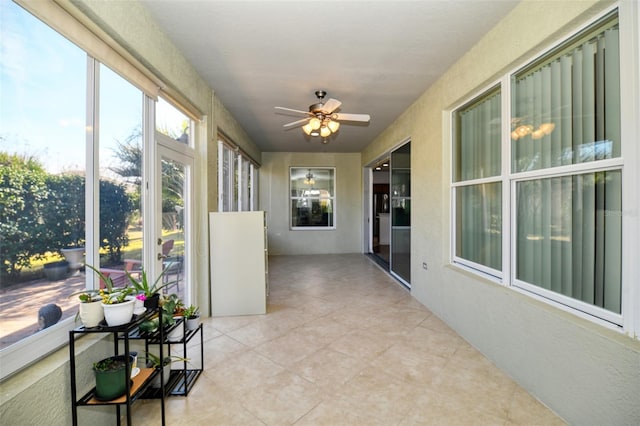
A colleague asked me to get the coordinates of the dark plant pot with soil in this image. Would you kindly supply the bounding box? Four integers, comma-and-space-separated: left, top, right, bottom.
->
93, 355, 132, 401
43, 260, 69, 281
143, 293, 160, 310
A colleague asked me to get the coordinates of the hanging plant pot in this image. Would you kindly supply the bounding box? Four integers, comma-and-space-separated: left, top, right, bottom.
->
79, 300, 104, 328
102, 298, 135, 327
93, 355, 132, 401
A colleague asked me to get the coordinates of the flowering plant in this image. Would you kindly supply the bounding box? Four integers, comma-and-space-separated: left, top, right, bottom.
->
99, 286, 134, 304
84, 263, 134, 305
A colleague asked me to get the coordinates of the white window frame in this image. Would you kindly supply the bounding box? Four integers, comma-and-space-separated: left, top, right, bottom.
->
217, 138, 259, 212
290, 167, 336, 230
450, 4, 639, 337
450, 83, 504, 281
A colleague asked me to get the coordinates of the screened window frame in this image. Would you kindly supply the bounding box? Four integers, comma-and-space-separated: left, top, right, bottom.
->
451, 6, 630, 330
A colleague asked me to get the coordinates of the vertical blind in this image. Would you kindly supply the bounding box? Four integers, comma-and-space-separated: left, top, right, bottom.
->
513, 17, 621, 314
454, 89, 502, 271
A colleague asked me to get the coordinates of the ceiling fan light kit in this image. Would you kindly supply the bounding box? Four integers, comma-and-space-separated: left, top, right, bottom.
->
276, 90, 370, 143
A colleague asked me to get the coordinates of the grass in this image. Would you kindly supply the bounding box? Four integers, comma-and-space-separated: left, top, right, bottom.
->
10, 227, 184, 284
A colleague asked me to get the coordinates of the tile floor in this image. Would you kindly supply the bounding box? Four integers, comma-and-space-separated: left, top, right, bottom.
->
134, 254, 565, 425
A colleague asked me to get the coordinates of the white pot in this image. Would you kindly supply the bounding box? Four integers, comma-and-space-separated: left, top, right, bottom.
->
151, 362, 171, 388
102, 298, 135, 327
79, 300, 104, 328
61, 247, 85, 274
167, 317, 184, 342
186, 316, 200, 331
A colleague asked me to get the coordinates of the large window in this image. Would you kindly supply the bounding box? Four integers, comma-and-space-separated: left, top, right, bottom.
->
218, 138, 259, 212
452, 11, 623, 325
0, 1, 195, 379
453, 88, 502, 274
290, 167, 335, 229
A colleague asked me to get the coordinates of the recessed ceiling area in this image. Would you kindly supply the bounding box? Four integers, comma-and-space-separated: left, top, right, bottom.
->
140, 1, 519, 153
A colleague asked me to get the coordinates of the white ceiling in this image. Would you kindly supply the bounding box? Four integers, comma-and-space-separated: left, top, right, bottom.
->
140, 0, 519, 153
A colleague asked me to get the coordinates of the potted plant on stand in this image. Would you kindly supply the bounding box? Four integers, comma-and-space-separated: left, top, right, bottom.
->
183, 305, 200, 331
74, 291, 104, 328
93, 354, 133, 401
125, 268, 174, 310
86, 264, 135, 327
144, 352, 189, 389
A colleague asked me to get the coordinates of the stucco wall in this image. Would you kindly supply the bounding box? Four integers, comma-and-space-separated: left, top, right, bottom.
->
362, 0, 640, 424
260, 152, 362, 255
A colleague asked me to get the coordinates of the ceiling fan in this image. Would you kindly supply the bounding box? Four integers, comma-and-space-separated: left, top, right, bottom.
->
275, 90, 370, 140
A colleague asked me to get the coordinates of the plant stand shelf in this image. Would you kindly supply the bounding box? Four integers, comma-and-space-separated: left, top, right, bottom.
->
78, 368, 156, 405
69, 309, 167, 426
69, 310, 204, 425
132, 320, 204, 398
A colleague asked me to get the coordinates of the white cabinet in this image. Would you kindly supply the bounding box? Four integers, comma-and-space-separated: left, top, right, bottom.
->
209, 211, 267, 316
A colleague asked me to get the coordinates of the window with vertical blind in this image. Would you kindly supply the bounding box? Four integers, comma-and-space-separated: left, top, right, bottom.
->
452, 11, 623, 325
453, 88, 502, 274
512, 13, 621, 320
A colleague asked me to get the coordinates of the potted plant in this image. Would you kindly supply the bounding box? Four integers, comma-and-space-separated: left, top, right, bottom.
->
161, 294, 185, 341
43, 260, 69, 281
86, 264, 135, 326
75, 290, 104, 328
93, 354, 133, 401
183, 305, 200, 330
144, 352, 188, 388
125, 268, 174, 310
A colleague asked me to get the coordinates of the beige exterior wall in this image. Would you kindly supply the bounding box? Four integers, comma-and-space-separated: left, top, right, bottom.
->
362, 0, 640, 424
260, 152, 362, 255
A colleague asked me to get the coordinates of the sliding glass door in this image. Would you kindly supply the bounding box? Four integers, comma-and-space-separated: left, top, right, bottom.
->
390, 142, 411, 286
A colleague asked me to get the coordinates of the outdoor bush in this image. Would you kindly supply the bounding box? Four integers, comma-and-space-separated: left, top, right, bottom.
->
0, 151, 135, 278
0, 153, 49, 278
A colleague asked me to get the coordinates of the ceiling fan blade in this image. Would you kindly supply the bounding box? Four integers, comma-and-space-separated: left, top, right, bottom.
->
335, 113, 370, 123
274, 106, 311, 115
283, 117, 310, 128
321, 98, 342, 114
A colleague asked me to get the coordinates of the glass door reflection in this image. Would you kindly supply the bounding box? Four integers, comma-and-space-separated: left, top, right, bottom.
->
390, 142, 411, 286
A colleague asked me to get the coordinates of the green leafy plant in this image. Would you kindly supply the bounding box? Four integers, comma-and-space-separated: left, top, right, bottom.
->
125, 268, 174, 297
183, 305, 199, 319
93, 356, 126, 372
84, 263, 133, 304
143, 352, 188, 368
161, 293, 184, 317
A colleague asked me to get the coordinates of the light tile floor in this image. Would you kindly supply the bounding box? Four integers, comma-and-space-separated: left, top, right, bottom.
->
134, 254, 565, 425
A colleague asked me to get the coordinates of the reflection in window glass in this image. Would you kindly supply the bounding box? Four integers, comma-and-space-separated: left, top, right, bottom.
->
0, 1, 86, 349
511, 17, 620, 173
156, 98, 190, 144
290, 168, 335, 228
